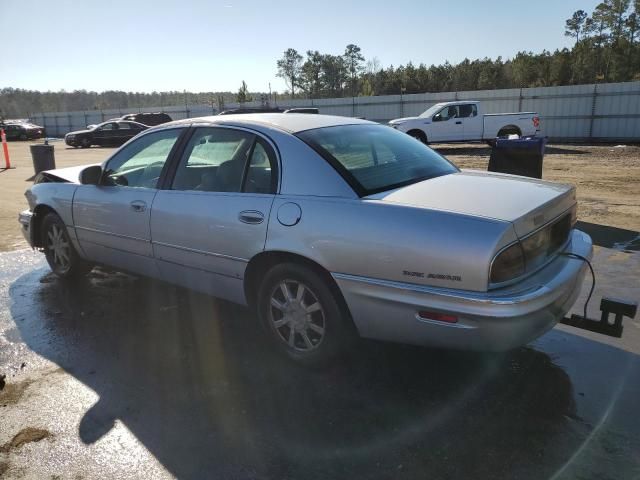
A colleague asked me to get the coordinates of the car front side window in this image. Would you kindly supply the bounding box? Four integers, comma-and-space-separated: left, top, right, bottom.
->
102, 128, 182, 188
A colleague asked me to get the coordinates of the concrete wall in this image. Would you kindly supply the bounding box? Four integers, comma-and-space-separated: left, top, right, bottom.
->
30, 81, 640, 141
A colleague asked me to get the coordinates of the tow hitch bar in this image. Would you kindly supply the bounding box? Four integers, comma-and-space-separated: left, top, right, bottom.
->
561, 297, 638, 338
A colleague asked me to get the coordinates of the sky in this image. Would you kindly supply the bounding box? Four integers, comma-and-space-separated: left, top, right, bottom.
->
2, 0, 600, 94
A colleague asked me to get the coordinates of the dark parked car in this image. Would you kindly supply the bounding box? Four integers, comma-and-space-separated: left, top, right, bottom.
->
119, 112, 172, 126
1, 122, 46, 140
65, 121, 148, 148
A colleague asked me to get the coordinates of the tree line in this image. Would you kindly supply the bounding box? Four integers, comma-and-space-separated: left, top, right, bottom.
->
276, 1, 639, 98
1, 0, 638, 118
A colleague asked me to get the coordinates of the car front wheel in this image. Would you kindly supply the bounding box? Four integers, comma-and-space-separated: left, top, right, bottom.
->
80, 137, 91, 148
42, 213, 92, 278
257, 263, 354, 367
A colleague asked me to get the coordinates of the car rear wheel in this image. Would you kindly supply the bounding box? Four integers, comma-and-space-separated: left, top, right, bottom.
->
257, 263, 354, 367
80, 137, 91, 148
42, 213, 92, 279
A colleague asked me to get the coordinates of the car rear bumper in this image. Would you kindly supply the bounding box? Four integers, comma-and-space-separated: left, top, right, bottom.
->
333, 229, 592, 352
18, 210, 34, 247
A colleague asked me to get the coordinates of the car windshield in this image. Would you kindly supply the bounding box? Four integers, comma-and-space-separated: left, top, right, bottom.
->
418, 103, 446, 118
297, 124, 458, 195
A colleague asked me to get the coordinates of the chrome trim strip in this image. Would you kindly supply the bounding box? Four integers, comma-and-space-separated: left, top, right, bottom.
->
152, 241, 249, 263
75, 225, 148, 243
331, 272, 543, 305
155, 256, 245, 281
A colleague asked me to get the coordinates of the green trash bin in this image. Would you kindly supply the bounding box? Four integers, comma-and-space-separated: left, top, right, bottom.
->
30, 144, 56, 175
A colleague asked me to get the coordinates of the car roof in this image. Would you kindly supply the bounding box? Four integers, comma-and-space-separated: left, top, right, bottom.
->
165, 113, 374, 134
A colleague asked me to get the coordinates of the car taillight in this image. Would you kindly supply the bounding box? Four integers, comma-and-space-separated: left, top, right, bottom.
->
490, 242, 525, 283
533, 116, 540, 128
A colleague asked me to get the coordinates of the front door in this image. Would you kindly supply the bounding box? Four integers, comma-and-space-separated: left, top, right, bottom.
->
93, 122, 121, 146
73, 127, 184, 277
428, 105, 463, 142
150, 126, 278, 304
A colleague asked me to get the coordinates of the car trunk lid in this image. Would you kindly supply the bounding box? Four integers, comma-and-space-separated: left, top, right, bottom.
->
366, 170, 576, 238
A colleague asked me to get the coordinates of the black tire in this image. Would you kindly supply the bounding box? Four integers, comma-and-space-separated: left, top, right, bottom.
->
41, 213, 92, 279
80, 137, 91, 148
497, 127, 521, 139
19, 133, 27, 141
407, 129, 427, 144
257, 263, 354, 367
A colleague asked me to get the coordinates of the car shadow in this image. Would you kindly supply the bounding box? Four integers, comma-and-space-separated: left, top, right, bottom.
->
576, 221, 640, 251
7, 266, 635, 479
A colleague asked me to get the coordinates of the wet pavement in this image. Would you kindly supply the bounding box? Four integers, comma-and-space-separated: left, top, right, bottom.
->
0, 247, 639, 479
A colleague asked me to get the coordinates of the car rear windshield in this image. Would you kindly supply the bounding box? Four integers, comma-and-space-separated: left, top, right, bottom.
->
297, 124, 458, 195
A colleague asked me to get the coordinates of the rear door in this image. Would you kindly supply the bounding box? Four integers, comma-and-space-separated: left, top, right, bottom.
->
73, 127, 184, 277
150, 126, 278, 303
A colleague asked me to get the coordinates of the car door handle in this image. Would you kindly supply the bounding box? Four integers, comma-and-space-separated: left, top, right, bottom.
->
455, 121, 462, 124
238, 210, 264, 224
130, 200, 147, 213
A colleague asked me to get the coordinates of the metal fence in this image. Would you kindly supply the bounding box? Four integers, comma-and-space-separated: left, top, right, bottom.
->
30, 81, 640, 141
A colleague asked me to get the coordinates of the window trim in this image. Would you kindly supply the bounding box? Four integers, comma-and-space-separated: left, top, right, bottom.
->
165, 125, 280, 195
100, 126, 188, 189
296, 125, 459, 197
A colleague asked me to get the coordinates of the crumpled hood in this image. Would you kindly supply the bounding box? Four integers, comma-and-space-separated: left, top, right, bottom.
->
366, 170, 576, 237
39, 164, 99, 183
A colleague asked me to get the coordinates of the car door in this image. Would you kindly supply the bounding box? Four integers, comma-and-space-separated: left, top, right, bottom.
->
72, 127, 185, 277
116, 121, 137, 144
91, 122, 116, 146
460, 103, 482, 140
429, 105, 463, 142
150, 126, 277, 304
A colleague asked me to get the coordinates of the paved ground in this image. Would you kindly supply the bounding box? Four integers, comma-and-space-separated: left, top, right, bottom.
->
0, 245, 639, 479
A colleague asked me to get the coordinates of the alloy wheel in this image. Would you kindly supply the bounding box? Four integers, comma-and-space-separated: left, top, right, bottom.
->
268, 279, 326, 352
46, 224, 71, 273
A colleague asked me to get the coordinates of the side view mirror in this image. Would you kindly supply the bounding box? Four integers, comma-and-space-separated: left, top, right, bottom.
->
433, 114, 441, 122
80, 165, 103, 185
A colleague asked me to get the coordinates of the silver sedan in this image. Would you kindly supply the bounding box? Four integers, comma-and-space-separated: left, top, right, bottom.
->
19, 114, 592, 366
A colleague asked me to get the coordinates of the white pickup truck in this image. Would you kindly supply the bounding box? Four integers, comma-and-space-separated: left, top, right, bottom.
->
388, 101, 540, 144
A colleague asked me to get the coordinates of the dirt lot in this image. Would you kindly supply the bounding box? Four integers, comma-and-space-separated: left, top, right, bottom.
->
0, 140, 639, 251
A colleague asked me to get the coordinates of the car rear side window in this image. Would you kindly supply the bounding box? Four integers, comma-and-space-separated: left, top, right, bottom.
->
172, 128, 254, 193
297, 124, 458, 195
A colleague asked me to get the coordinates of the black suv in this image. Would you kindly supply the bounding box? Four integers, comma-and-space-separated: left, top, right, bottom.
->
119, 112, 172, 126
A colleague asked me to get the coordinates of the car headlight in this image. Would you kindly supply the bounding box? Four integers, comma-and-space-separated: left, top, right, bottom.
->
67, 134, 75, 140
490, 242, 525, 284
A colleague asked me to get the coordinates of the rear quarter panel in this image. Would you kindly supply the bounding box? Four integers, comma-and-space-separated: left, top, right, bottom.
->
265, 196, 517, 292
483, 114, 538, 138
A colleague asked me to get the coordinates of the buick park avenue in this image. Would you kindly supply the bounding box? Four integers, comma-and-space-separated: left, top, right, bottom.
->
19, 114, 592, 366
